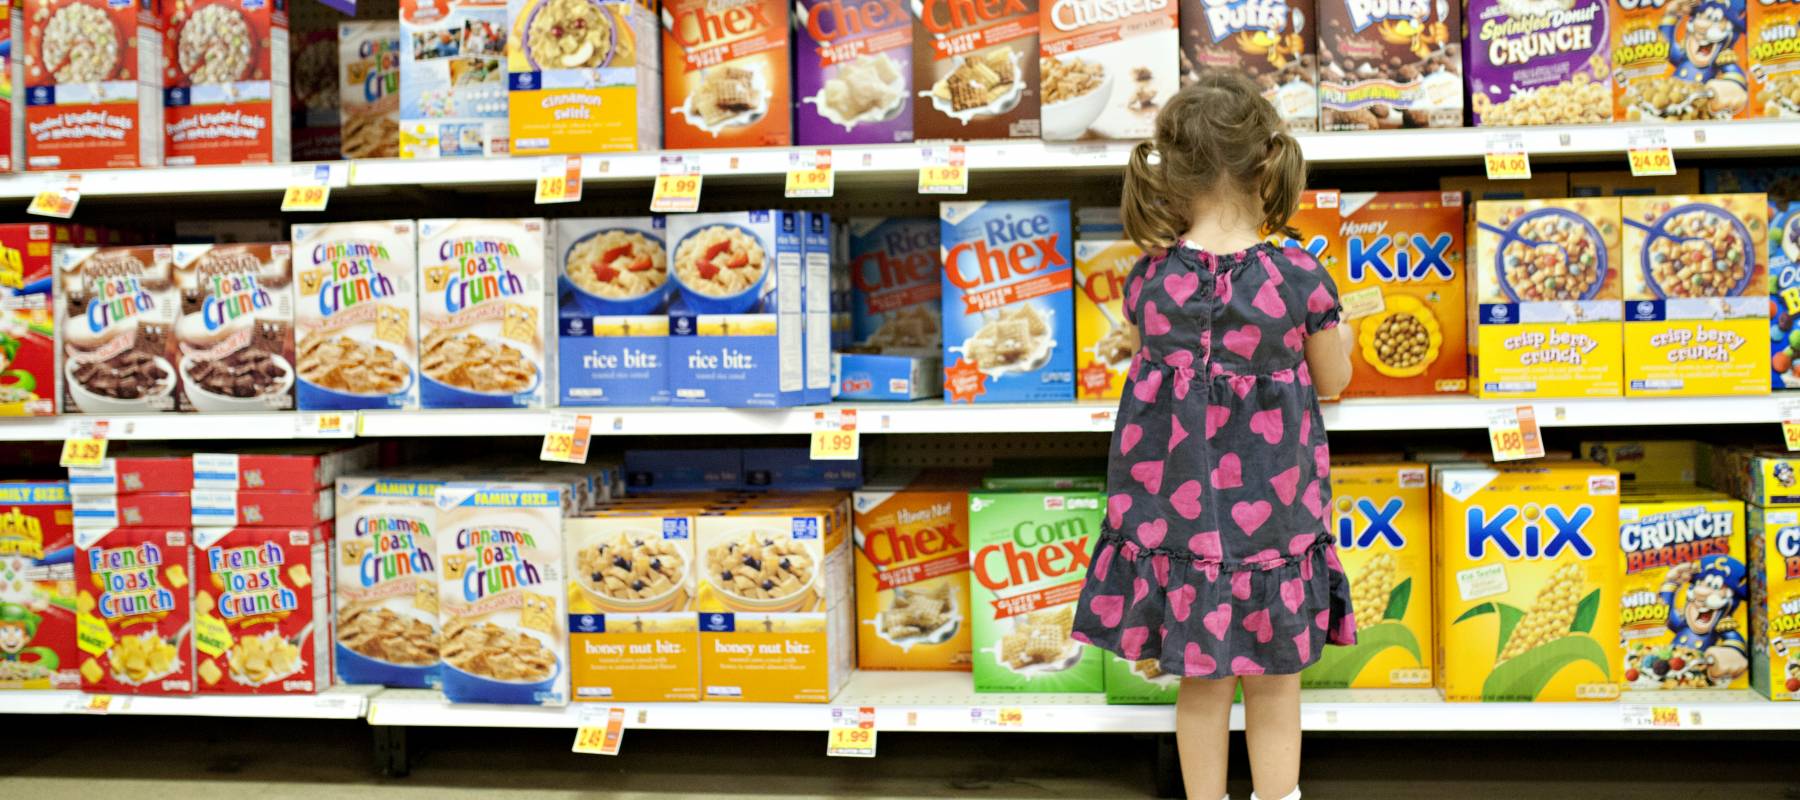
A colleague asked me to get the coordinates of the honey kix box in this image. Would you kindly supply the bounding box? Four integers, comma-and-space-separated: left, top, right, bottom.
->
399, 0, 509, 158
794, 0, 914, 145
662, 0, 791, 148
24, 0, 163, 170
1619, 495, 1749, 690
1471, 197, 1624, 398
854, 471, 973, 671
74, 527, 194, 695
1304, 462, 1432, 689
0, 481, 78, 690
939, 200, 1075, 404
911, 0, 1040, 139
1748, 505, 1800, 701
565, 511, 699, 702
1074, 238, 1139, 400
161, 0, 290, 165
1621, 194, 1769, 397
507, 0, 660, 154
1039, 0, 1176, 141
968, 490, 1104, 693
1612, 0, 1751, 121
1179, 0, 1318, 131
1433, 464, 1621, 702
1749, 0, 1800, 119
334, 475, 443, 688
193, 525, 331, 694
1291, 191, 1468, 397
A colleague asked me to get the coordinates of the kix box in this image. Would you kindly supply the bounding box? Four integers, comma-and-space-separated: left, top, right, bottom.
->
74, 527, 194, 695
853, 471, 973, 671
1471, 198, 1624, 398
0, 482, 78, 690
1621, 194, 1769, 397
1748, 505, 1800, 701
1619, 495, 1748, 691
565, 511, 699, 702
1074, 238, 1140, 400
1433, 464, 1622, 701
968, 490, 1103, 693
1304, 463, 1432, 689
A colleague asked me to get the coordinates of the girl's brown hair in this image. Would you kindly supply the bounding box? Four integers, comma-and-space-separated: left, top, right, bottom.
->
1121, 69, 1306, 252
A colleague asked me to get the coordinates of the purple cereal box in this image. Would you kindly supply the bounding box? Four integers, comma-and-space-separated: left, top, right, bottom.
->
1466, 0, 1611, 126
794, 0, 916, 145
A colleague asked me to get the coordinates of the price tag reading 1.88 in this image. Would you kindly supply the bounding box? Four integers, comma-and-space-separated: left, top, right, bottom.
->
1487, 405, 1545, 462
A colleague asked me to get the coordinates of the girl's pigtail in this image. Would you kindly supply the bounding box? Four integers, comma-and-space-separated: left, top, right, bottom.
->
1122, 141, 1183, 254
1256, 131, 1305, 241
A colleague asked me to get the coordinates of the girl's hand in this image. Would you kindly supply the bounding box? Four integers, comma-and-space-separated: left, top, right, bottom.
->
1306, 323, 1354, 400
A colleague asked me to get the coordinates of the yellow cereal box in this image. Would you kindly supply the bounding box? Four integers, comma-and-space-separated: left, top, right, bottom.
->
1305, 463, 1433, 689
1580, 439, 1701, 484
507, 0, 661, 153
1619, 496, 1748, 690
1749, 504, 1800, 701
566, 512, 699, 702
1471, 198, 1624, 398
1074, 239, 1140, 400
1434, 464, 1622, 701
1621, 194, 1769, 397
853, 472, 973, 670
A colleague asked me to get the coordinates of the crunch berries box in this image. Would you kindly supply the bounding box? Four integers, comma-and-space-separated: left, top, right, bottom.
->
939, 200, 1074, 404
1612, 0, 1751, 121
399, 0, 509, 158
911, 0, 1041, 140
968, 490, 1104, 693
794, 0, 913, 145
417, 219, 550, 409
565, 511, 699, 702
1316, 0, 1462, 130
1619, 495, 1748, 690
1039, 0, 1176, 141
291, 221, 420, 411
334, 475, 443, 688
0, 481, 78, 690
75, 527, 194, 695
193, 525, 330, 694
854, 472, 973, 670
661, 0, 791, 149
1179, 0, 1318, 131
1304, 463, 1432, 689
435, 481, 568, 705
161, 0, 289, 166
1749, 0, 1800, 118
1465, 0, 1610, 127
1622, 194, 1768, 397
57, 246, 182, 414
24, 0, 162, 170
1748, 505, 1800, 701
1074, 238, 1139, 400
553, 217, 672, 406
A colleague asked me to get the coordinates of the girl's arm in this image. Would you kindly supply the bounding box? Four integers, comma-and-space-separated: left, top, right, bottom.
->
1305, 324, 1353, 400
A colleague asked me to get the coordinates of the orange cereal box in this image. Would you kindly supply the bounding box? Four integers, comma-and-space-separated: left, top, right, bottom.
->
565, 511, 700, 702
193, 525, 330, 694
912, 0, 1041, 139
662, 0, 791, 149
74, 527, 194, 695
1749, 0, 1800, 117
1612, 0, 1751, 121
1074, 237, 1140, 400
1039, 0, 1176, 141
854, 472, 973, 670
162, 0, 290, 166
24, 0, 163, 170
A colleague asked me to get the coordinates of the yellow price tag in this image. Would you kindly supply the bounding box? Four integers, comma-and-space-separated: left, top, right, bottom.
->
27, 183, 79, 218
536, 156, 583, 204
1627, 148, 1676, 177
541, 412, 594, 464
294, 412, 355, 438
1487, 405, 1545, 462
826, 706, 876, 757
786, 149, 834, 198
281, 183, 330, 212
1483, 151, 1530, 180
919, 145, 968, 194
194, 612, 231, 657
651, 155, 702, 213
572, 708, 625, 755
1780, 401, 1800, 450
998, 707, 1023, 727
810, 409, 859, 461
81, 694, 117, 714
60, 438, 108, 468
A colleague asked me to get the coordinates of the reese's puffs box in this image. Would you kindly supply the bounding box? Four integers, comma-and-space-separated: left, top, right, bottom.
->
0, 482, 78, 690
74, 527, 194, 695
662, 0, 791, 149
193, 525, 330, 694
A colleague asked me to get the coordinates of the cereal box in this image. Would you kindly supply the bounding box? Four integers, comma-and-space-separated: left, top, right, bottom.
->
339, 21, 400, 159
1621, 194, 1768, 397
0, 6, 19, 172
507, 0, 660, 154
1433, 464, 1621, 701
803, 211, 833, 405
1305, 463, 1432, 689
698, 504, 854, 702
841, 217, 941, 401
289, 20, 339, 161
794, 0, 913, 145
73, 492, 190, 527
1316, 0, 1462, 130
192, 443, 379, 492
1612, 0, 1751, 121
173, 244, 295, 412
417, 219, 549, 409
434, 481, 567, 705
939, 200, 1075, 404
1179, 0, 1318, 130
1074, 238, 1139, 400
1570, 170, 1700, 197
853, 472, 973, 670
1040, 0, 1176, 140
968, 490, 1104, 692
192, 525, 330, 694
1580, 439, 1700, 484
553, 217, 671, 406
0, 224, 64, 416
661, 0, 790, 149
23, 0, 162, 170
666, 211, 806, 407
161, 0, 289, 166
1470, 198, 1625, 398
57, 246, 182, 414
1465, 0, 1611, 127
291, 220, 419, 411
1748, 504, 1800, 701
1702, 168, 1800, 391
1441, 173, 1571, 202
1618, 495, 1748, 690
565, 511, 699, 702
1105, 651, 1178, 703
399, 0, 508, 158
1749, 0, 1800, 118
74, 527, 193, 695
190, 487, 334, 527
0, 482, 78, 690
911, 0, 1041, 140
1292, 191, 1468, 397
334, 475, 443, 688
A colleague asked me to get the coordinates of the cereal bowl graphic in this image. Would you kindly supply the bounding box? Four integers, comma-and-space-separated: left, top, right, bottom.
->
985, 609, 1082, 676
64, 353, 177, 414
225, 628, 308, 687
418, 332, 543, 409
924, 47, 1025, 124
295, 336, 414, 410
670, 224, 770, 314
1628, 204, 1754, 300
1357, 295, 1442, 377
179, 352, 294, 412
335, 604, 441, 688
866, 582, 960, 649
703, 530, 817, 613
37, 0, 127, 83
176, 2, 257, 85
1483, 208, 1609, 303
1039, 56, 1112, 140
562, 228, 670, 316
438, 615, 563, 705
802, 52, 908, 131
1780, 212, 1800, 266
574, 529, 688, 613
523, 0, 616, 70
673, 65, 771, 135
954, 304, 1057, 376
107, 628, 186, 686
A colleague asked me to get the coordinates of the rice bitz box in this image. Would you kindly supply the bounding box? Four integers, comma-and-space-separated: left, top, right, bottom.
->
507, 0, 660, 154
661, 0, 791, 149
339, 21, 400, 159
1471, 198, 1624, 398
1433, 464, 1622, 702
1701, 169, 1800, 390
23, 0, 162, 170
161, 0, 289, 165
1304, 463, 1432, 688
1465, 0, 1610, 126
1073, 238, 1139, 400
1179, 0, 1317, 130
939, 200, 1075, 404
1316, 0, 1462, 130
399, 0, 509, 158
841, 216, 941, 401
74, 527, 193, 695
794, 0, 913, 145
57, 246, 182, 414
968, 490, 1103, 693
1748, 504, 1800, 701
853, 474, 972, 670
666, 211, 806, 408
1749, 0, 1800, 118
1619, 496, 1749, 690
192, 525, 330, 694
334, 475, 442, 688
174, 244, 295, 412
1039, 0, 1176, 141
417, 219, 549, 409
554, 217, 671, 406
291, 221, 420, 411
0, 482, 78, 690
1612, 0, 1750, 121
0, 224, 63, 416
565, 511, 699, 702
911, 0, 1041, 140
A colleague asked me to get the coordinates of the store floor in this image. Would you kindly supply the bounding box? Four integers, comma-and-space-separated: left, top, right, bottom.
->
2, 716, 1795, 799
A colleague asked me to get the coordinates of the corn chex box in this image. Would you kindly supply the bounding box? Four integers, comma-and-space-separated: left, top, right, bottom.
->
968, 490, 1103, 693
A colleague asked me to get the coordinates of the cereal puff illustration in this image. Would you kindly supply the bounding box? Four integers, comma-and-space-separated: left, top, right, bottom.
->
1663, 0, 1749, 117
1657, 555, 1749, 685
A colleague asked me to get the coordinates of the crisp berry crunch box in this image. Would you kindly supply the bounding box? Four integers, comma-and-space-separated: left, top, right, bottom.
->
1316, 0, 1463, 130
417, 218, 550, 409
291, 221, 420, 411
506, 0, 661, 154
1180, 0, 1318, 131
661, 0, 792, 149
1465, 0, 1611, 127
1039, 0, 1176, 141
1305, 462, 1433, 688
399, 0, 509, 158
1618, 495, 1749, 691
853, 472, 973, 670
1750, 0, 1800, 118
435, 481, 568, 705
795, 0, 913, 145
173, 243, 295, 413
0, 224, 64, 417
57, 246, 182, 414
565, 511, 700, 702
1612, 0, 1751, 121
334, 475, 444, 689
553, 216, 672, 407
0, 481, 79, 691
968, 490, 1103, 692
911, 0, 1041, 140
338, 21, 399, 159
74, 527, 194, 695
23, 0, 163, 170
192, 525, 330, 694
1748, 504, 1800, 701
939, 199, 1074, 404
1074, 238, 1138, 400
161, 0, 290, 166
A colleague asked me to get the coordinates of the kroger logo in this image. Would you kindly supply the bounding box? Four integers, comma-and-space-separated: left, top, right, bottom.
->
1488, 305, 1510, 322
1635, 301, 1655, 316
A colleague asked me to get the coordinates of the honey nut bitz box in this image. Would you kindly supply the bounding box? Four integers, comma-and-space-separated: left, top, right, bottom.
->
566, 511, 700, 703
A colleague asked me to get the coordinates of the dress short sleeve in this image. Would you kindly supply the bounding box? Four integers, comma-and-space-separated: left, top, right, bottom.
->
1296, 250, 1342, 335
1121, 252, 1156, 327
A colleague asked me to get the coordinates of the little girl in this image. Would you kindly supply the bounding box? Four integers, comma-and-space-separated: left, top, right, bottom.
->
1070, 70, 1356, 800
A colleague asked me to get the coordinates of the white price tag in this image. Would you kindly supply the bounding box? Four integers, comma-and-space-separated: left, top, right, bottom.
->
294, 412, 357, 438
826, 706, 877, 757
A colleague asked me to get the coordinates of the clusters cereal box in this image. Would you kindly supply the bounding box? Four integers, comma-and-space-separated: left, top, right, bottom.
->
853, 472, 972, 670
192, 525, 330, 694
0, 482, 77, 690
939, 200, 1075, 404
1179, 0, 1318, 130
161, 0, 289, 166
911, 0, 1041, 139
1618, 495, 1748, 690
435, 481, 567, 705
399, 0, 509, 158
1433, 464, 1621, 701
1749, 0, 1800, 118
1701, 168, 1800, 391
23, 0, 163, 170
968, 490, 1103, 692
507, 0, 660, 154
1612, 0, 1751, 121
417, 219, 549, 409
1305, 463, 1432, 688
566, 511, 699, 702
794, 0, 914, 145
1580, 438, 1700, 484
57, 246, 182, 414
553, 216, 671, 406
174, 243, 295, 412
0, 224, 63, 416
291, 221, 420, 411
1465, 0, 1611, 126
339, 21, 400, 159
1039, 0, 1176, 141
334, 475, 443, 688
1073, 237, 1138, 400
1471, 197, 1624, 398
666, 210, 806, 407
661, 0, 791, 149
1291, 191, 1468, 397
1316, 0, 1463, 130
1748, 505, 1800, 701
75, 527, 194, 695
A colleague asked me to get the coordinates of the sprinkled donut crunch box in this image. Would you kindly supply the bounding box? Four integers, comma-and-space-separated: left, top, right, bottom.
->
1465, 0, 1612, 127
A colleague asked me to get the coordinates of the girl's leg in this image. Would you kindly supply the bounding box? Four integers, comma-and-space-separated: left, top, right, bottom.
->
1175, 676, 1236, 800
1239, 673, 1301, 799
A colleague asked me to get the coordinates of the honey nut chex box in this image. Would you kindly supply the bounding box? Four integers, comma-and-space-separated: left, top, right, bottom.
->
853, 470, 974, 671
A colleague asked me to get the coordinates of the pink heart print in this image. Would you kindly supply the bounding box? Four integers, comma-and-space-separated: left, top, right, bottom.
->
1164, 271, 1200, 306
1223, 325, 1261, 358
1127, 275, 1144, 312
1071, 630, 1092, 645
1260, 250, 1283, 283
1152, 554, 1170, 588
1130, 459, 1165, 495
1133, 577, 1150, 605
1173, 374, 1191, 402
1133, 369, 1164, 403
1168, 415, 1189, 452
1269, 465, 1301, 505
1210, 452, 1244, 489
1169, 584, 1197, 621
1285, 246, 1318, 271
1136, 518, 1168, 549
1232, 656, 1267, 675
1120, 626, 1150, 660
1316, 609, 1329, 630
1108, 493, 1132, 529
1119, 423, 1143, 455
1252, 280, 1288, 318
1242, 608, 1274, 643
1164, 349, 1193, 369
1315, 444, 1330, 477
1248, 408, 1284, 445
1294, 628, 1312, 663
1231, 500, 1272, 536
1298, 410, 1312, 446
1283, 324, 1305, 352
1187, 530, 1222, 561
1205, 405, 1231, 437
1091, 594, 1125, 628
1146, 253, 1164, 280
1301, 480, 1324, 520
1307, 283, 1335, 314
1335, 613, 1357, 644
1280, 578, 1305, 613
1185, 643, 1217, 676
1231, 570, 1252, 600
1287, 533, 1317, 556
1170, 480, 1205, 520
1093, 542, 1115, 581
1203, 603, 1233, 640
1229, 374, 1256, 399
1143, 301, 1172, 336
1215, 273, 1233, 305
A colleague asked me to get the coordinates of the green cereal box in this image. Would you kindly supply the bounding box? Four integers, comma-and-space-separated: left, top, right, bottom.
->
968, 490, 1105, 693
1104, 652, 1178, 704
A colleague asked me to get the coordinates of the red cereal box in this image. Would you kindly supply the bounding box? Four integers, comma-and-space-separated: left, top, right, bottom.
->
23, 0, 164, 170
74, 492, 192, 528
0, 482, 78, 691
74, 527, 194, 695
912, 0, 1041, 140
662, 0, 792, 149
162, 0, 289, 165
1, 5, 18, 172
191, 488, 333, 527
193, 525, 329, 694
67, 450, 196, 496
191, 444, 378, 491
0, 224, 66, 417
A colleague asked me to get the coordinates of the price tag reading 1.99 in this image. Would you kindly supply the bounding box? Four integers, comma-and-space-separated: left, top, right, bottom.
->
650, 155, 702, 213
810, 409, 858, 461
786, 149, 833, 199
826, 706, 876, 757
918, 145, 968, 194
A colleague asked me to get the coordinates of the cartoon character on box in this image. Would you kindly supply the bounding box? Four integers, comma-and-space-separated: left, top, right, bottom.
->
0, 603, 58, 676
1662, 0, 1749, 117
1655, 555, 1749, 685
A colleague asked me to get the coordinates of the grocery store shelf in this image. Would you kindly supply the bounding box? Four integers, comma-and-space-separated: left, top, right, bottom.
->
0, 685, 377, 719
0, 162, 348, 200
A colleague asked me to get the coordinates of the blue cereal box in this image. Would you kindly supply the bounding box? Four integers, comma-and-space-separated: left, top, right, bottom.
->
667, 211, 806, 407
552, 217, 671, 406
939, 200, 1075, 403
804, 212, 834, 404
1704, 169, 1799, 391
291, 221, 421, 411
841, 216, 941, 401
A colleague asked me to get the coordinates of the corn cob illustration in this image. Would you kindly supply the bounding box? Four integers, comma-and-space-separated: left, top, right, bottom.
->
1500, 562, 1585, 661
1352, 552, 1396, 630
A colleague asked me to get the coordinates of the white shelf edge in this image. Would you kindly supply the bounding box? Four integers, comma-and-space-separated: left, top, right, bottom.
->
0, 684, 377, 719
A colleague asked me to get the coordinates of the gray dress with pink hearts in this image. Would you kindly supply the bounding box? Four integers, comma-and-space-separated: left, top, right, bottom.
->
1071, 241, 1358, 678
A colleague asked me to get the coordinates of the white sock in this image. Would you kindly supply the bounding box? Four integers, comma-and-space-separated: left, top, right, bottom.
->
1250, 789, 1300, 800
